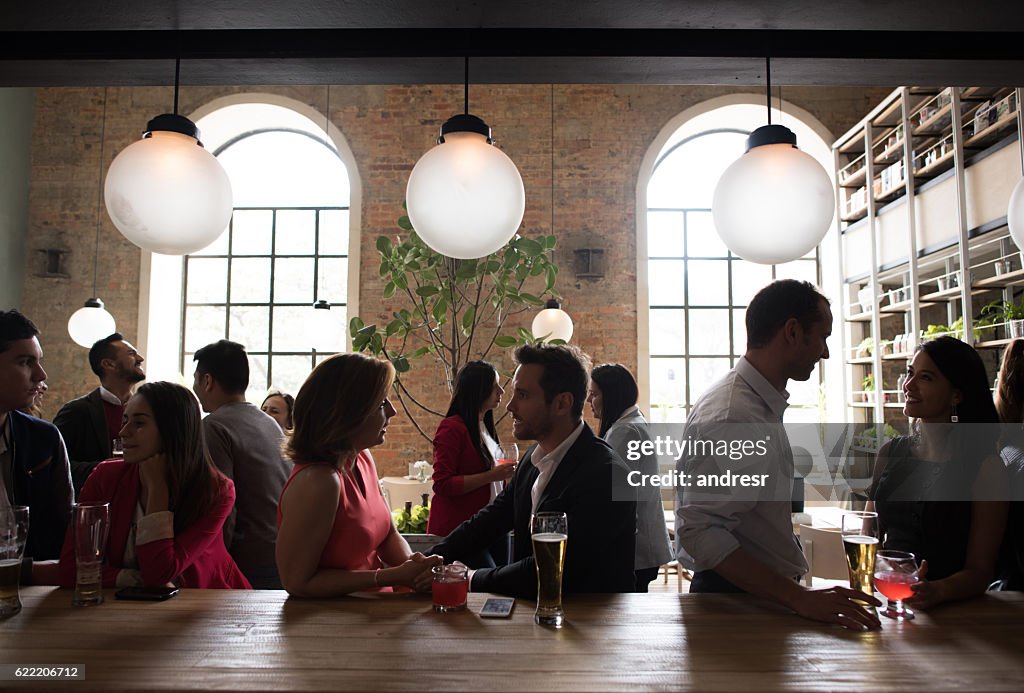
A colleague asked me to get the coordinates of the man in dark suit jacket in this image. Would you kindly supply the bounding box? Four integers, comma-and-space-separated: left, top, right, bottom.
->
1, 311, 74, 565
54, 333, 145, 493
429, 344, 636, 598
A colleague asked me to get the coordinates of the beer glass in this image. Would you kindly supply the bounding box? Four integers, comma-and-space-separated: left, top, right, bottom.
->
874, 550, 920, 621
841, 510, 878, 601
72, 502, 110, 607
0, 506, 29, 618
531, 511, 567, 627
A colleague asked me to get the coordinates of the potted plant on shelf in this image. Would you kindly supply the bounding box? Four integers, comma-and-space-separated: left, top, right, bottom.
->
854, 337, 874, 359
921, 323, 950, 343
862, 373, 875, 403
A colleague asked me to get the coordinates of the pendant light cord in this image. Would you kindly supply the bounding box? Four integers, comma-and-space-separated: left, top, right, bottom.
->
93, 88, 108, 297
765, 56, 772, 126
550, 84, 555, 237
173, 57, 181, 115
463, 56, 470, 115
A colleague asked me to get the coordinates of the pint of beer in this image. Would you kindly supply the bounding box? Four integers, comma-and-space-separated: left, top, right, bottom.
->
531, 512, 567, 627
841, 510, 878, 600
0, 505, 29, 618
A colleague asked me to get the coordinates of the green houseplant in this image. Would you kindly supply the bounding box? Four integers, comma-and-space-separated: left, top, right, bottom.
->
350, 210, 562, 441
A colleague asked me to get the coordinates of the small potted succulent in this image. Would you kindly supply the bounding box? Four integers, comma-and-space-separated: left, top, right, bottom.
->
862, 373, 875, 403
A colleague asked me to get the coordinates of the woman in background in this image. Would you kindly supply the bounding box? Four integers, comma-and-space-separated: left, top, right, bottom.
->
261, 389, 295, 432
428, 361, 515, 568
993, 338, 1024, 589
58, 382, 249, 589
868, 336, 1007, 608
276, 353, 440, 596
589, 363, 673, 592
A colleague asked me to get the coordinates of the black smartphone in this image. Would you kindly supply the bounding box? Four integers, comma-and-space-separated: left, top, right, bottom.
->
479, 597, 515, 618
115, 586, 179, 601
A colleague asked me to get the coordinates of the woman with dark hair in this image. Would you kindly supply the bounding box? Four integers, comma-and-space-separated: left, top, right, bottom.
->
868, 336, 1007, 608
993, 339, 1024, 589
428, 361, 515, 567
589, 363, 672, 592
276, 353, 441, 596
57, 382, 250, 589
261, 389, 295, 431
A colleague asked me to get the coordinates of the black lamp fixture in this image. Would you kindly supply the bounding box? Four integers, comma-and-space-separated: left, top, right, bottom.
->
530, 86, 574, 343
68, 88, 116, 348
104, 58, 234, 256
711, 56, 836, 265
405, 56, 526, 259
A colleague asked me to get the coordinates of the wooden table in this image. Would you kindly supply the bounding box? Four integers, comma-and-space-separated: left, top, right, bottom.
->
3, 587, 1024, 691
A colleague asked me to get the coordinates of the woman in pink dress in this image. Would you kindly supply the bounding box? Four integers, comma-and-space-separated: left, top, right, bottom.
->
276, 353, 441, 596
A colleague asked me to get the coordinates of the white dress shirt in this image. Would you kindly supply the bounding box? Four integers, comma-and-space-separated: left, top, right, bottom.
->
530, 421, 584, 514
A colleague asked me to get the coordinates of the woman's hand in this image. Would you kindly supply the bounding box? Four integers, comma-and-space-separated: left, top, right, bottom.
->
389, 553, 443, 592
905, 560, 945, 610
138, 452, 170, 514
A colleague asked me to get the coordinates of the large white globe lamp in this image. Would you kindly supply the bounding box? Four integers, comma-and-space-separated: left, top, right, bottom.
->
712, 124, 835, 265
532, 299, 574, 343
406, 114, 525, 259
104, 114, 233, 256
67, 298, 116, 348
1009, 176, 1024, 251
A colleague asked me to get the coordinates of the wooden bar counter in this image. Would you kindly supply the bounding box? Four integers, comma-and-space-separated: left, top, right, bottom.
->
3, 587, 1024, 691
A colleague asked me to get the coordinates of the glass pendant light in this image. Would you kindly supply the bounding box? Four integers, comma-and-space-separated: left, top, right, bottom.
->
68, 88, 117, 348
712, 58, 835, 265
406, 57, 525, 259
104, 59, 233, 256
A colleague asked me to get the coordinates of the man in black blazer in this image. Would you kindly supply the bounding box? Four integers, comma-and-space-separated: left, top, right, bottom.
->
54, 333, 145, 493
429, 344, 636, 598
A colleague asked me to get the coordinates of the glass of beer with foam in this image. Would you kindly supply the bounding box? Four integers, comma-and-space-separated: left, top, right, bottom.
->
531, 511, 567, 628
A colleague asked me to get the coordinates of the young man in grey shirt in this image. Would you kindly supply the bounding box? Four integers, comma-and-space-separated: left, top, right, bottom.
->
193, 340, 291, 589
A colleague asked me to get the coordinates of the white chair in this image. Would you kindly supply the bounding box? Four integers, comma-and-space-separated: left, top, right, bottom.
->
799, 524, 849, 587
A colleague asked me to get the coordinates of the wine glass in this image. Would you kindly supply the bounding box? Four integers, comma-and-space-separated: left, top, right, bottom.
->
496, 443, 519, 466
874, 549, 920, 621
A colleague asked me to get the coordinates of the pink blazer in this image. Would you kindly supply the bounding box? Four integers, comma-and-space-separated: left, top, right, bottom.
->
58, 460, 251, 589
428, 416, 494, 537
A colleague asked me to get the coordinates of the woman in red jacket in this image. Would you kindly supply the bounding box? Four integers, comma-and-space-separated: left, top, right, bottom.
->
427, 361, 515, 567
58, 382, 250, 589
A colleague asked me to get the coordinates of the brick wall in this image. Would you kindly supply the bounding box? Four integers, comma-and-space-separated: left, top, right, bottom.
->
21, 83, 890, 476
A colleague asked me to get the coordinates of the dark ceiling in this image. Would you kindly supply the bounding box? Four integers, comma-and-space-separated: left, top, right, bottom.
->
2, 1, 1023, 87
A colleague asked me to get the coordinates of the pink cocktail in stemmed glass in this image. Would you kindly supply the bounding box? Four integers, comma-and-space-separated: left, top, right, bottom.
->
874, 549, 920, 621
496, 443, 519, 466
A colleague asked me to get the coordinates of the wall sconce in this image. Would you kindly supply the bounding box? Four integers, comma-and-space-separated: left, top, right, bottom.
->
36, 248, 70, 278
573, 248, 605, 279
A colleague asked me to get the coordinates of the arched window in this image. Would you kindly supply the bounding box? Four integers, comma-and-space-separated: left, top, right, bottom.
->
141, 97, 359, 401
639, 98, 837, 425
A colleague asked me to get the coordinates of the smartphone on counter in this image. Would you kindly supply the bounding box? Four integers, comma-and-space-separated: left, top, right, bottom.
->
115, 586, 179, 601
479, 597, 515, 618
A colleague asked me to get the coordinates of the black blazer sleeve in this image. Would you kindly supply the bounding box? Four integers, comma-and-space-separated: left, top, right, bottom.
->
428, 468, 518, 561
53, 392, 108, 493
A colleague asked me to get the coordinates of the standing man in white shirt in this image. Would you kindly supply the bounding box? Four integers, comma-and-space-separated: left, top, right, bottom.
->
677, 279, 881, 630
